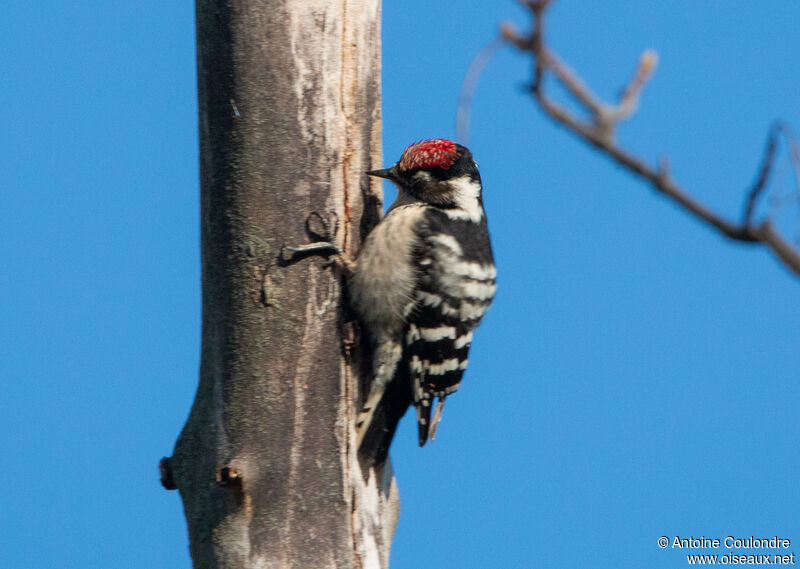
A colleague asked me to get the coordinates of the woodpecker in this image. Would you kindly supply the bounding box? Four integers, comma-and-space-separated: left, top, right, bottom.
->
286, 139, 495, 460
350, 139, 496, 457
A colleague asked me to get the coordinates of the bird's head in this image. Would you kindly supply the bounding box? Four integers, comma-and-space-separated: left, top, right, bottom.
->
367, 139, 482, 208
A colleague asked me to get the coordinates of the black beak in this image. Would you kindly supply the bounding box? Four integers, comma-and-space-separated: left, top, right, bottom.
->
366, 167, 394, 180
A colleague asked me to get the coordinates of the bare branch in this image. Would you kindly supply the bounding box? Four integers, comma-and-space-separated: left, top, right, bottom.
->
755, 221, 800, 273
500, 0, 800, 278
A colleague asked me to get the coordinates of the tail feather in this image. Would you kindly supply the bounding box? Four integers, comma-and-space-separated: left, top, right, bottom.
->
358, 373, 412, 465
416, 400, 432, 446
428, 397, 446, 442
355, 389, 385, 448
356, 338, 405, 457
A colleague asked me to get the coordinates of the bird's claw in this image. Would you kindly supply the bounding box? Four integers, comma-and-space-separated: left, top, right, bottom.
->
306, 211, 339, 243
281, 211, 353, 275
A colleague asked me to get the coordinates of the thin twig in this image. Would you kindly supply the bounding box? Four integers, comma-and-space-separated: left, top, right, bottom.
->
499, 0, 800, 277
606, 50, 659, 124
743, 123, 781, 228
457, 37, 505, 145
780, 122, 800, 203
545, 48, 607, 119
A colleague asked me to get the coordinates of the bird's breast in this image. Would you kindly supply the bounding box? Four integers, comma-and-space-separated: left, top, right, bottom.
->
349, 205, 427, 336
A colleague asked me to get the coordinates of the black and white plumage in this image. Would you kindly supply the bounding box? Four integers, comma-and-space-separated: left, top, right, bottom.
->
350, 139, 496, 458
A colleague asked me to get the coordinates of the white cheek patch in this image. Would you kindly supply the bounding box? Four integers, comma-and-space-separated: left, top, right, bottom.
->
443, 176, 483, 222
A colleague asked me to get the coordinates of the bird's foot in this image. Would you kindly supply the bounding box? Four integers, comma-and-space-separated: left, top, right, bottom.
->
282, 211, 353, 274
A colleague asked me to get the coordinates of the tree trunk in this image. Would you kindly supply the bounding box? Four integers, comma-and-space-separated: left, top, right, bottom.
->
160, 1, 399, 567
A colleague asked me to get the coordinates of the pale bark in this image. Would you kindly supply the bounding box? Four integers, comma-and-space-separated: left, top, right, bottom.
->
160, 1, 400, 567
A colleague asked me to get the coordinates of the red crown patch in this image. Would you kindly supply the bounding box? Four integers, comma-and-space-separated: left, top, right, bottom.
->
399, 139, 459, 171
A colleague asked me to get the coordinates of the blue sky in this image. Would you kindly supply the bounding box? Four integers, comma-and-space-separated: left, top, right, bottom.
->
2, 2, 798, 568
